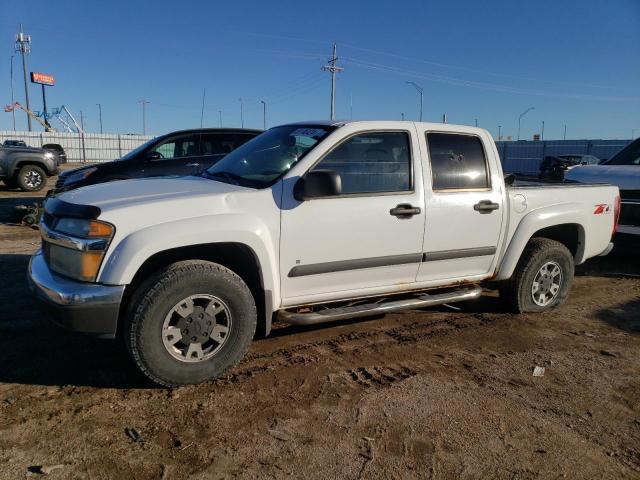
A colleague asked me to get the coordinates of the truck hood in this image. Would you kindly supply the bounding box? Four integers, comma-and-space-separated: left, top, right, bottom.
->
565, 165, 640, 190
59, 175, 251, 212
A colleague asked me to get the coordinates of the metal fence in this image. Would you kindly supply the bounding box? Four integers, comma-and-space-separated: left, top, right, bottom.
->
0, 131, 153, 163
496, 139, 631, 175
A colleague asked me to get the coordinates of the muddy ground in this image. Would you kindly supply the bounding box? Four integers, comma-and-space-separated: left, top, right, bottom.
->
0, 169, 638, 479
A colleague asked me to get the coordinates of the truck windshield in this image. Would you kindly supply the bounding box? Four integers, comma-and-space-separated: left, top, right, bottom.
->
203, 125, 332, 188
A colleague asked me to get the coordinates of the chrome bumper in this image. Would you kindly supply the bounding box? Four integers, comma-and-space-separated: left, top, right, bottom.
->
28, 251, 125, 338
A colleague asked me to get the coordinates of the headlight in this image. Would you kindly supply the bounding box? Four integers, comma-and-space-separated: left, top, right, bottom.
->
44, 218, 115, 282
63, 167, 97, 185
44, 151, 54, 160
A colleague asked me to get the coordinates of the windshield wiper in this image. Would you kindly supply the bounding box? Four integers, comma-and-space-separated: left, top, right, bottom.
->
202, 170, 244, 185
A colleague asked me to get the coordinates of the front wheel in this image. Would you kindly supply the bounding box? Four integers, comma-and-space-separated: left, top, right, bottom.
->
16, 165, 47, 191
125, 261, 257, 387
500, 238, 574, 313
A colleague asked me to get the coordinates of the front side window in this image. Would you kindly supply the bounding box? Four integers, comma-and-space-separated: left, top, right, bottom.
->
204, 125, 332, 188
426, 133, 489, 190
150, 134, 200, 159
312, 131, 411, 194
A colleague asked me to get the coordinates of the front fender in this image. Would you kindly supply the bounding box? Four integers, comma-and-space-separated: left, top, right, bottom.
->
495, 203, 587, 281
97, 213, 279, 305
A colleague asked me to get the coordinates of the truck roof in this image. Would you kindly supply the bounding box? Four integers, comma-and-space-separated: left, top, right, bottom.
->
280, 120, 490, 135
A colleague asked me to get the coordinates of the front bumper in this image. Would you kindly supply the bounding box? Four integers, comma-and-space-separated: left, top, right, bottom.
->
28, 251, 125, 339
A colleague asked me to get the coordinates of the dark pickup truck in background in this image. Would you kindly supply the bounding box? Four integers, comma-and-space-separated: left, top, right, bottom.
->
0, 143, 61, 191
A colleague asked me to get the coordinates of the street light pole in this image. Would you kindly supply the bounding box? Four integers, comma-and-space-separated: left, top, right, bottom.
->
218, 110, 222, 127
138, 100, 149, 135
498, 125, 502, 141
564, 124, 567, 140
517, 106, 535, 141
541, 120, 545, 141
405, 81, 423, 121
260, 100, 266, 130
239, 98, 244, 128
10, 55, 16, 131
96, 103, 103, 134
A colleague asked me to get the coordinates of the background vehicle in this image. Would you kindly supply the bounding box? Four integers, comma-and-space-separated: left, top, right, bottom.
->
2, 139, 28, 148
29, 121, 619, 386
52, 128, 261, 194
538, 154, 600, 180
566, 137, 640, 235
42, 143, 67, 164
0, 143, 59, 191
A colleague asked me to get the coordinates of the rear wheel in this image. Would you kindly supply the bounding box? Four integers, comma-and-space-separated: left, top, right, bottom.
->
125, 261, 257, 387
500, 238, 574, 313
16, 165, 47, 191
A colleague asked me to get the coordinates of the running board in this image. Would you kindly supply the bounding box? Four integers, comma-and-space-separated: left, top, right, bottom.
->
278, 286, 482, 326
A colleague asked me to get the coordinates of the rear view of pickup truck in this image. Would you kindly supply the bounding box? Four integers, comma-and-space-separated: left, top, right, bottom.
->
28, 121, 619, 386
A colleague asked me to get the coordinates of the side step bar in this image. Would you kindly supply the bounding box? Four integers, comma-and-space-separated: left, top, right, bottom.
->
278, 286, 482, 326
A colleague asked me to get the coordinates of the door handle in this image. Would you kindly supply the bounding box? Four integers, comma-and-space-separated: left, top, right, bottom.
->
389, 203, 421, 218
473, 200, 500, 214
185, 162, 200, 167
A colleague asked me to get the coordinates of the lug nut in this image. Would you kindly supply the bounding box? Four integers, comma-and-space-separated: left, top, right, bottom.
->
191, 336, 197, 342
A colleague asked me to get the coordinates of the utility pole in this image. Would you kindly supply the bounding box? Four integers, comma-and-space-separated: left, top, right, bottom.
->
239, 98, 244, 128
406, 81, 423, 121
349, 92, 353, 120
442, 113, 447, 123
79, 110, 87, 162
401, 113, 405, 121
96, 103, 103, 134
541, 120, 545, 141
200, 89, 206, 128
10, 55, 16, 131
517, 106, 535, 141
563, 124, 567, 140
138, 100, 149, 135
474, 118, 478, 127
218, 110, 222, 127
260, 100, 266, 130
15, 25, 32, 131
498, 125, 502, 141
322, 43, 343, 120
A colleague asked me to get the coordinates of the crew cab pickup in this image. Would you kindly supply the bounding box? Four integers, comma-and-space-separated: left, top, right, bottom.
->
28, 121, 620, 386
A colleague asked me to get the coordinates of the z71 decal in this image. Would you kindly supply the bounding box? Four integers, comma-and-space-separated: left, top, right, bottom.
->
593, 204, 611, 215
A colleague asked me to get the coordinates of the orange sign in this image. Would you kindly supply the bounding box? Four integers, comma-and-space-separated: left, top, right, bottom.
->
30, 72, 55, 86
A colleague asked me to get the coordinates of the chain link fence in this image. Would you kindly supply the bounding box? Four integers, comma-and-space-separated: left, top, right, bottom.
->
0, 131, 153, 163
496, 139, 631, 175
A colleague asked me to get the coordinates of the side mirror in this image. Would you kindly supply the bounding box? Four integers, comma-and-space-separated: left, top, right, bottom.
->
504, 173, 516, 186
294, 169, 342, 200
146, 151, 162, 160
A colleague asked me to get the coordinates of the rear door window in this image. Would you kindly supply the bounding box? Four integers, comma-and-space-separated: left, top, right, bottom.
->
426, 133, 489, 190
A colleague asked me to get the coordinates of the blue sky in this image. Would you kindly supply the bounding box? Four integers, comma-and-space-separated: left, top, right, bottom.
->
1, 0, 639, 139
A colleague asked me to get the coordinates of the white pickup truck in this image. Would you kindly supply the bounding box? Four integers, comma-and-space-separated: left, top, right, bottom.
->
29, 121, 620, 386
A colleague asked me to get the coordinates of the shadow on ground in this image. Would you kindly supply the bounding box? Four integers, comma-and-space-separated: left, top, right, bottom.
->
0, 253, 147, 388
595, 298, 640, 334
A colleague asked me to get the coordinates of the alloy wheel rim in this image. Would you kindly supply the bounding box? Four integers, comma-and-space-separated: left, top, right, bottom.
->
24, 170, 43, 188
162, 294, 232, 363
531, 261, 563, 307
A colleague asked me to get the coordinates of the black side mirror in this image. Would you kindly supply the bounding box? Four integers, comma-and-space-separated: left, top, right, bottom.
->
146, 151, 162, 160
294, 169, 342, 200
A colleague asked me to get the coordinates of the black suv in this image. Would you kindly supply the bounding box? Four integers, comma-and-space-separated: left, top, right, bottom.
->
52, 128, 261, 194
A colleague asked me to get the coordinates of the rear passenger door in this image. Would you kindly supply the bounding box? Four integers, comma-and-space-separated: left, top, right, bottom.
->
416, 131, 505, 282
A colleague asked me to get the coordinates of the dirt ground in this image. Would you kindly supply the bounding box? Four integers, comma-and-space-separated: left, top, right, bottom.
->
0, 169, 638, 479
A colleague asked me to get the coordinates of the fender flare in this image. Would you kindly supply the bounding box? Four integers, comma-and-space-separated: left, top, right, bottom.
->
495, 204, 587, 281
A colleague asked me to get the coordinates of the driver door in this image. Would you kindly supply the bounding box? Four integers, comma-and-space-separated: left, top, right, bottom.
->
143, 133, 203, 177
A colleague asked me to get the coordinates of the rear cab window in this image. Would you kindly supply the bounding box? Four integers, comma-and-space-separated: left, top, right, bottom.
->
425, 133, 490, 191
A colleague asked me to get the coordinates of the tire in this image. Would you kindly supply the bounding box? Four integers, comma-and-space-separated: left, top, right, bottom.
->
16, 165, 47, 192
125, 260, 257, 387
499, 238, 574, 313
